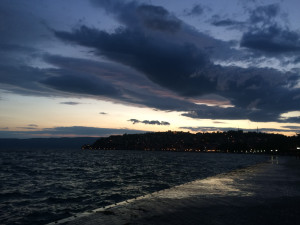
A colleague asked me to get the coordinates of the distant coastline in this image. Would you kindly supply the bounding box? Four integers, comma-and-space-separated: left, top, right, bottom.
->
0, 137, 99, 150
82, 130, 300, 155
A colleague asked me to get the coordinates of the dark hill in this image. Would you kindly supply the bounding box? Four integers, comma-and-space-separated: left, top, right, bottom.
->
84, 131, 300, 155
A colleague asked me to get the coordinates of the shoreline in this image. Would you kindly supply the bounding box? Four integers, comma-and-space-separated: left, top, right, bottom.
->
47, 156, 300, 225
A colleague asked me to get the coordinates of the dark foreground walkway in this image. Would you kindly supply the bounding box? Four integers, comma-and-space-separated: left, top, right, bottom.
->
48, 156, 300, 225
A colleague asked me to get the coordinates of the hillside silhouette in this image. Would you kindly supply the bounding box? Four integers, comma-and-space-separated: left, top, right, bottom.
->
83, 130, 300, 155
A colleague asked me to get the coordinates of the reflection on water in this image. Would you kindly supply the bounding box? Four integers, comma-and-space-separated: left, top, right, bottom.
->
0, 149, 268, 225
154, 176, 254, 200
198, 177, 242, 195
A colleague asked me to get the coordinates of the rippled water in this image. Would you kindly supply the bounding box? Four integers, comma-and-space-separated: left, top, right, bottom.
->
0, 149, 268, 225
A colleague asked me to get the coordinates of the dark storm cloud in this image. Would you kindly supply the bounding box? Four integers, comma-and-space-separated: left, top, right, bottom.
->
128, 119, 170, 126
0, 65, 52, 96
136, 4, 181, 32
240, 4, 300, 54
0, 43, 43, 70
280, 117, 300, 123
0, 57, 121, 99
1, 0, 300, 126
41, 70, 121, 97
122, 88, 197, 111
43, 54, 151, 87
0, 51, 200, 112
208, 3, 300, 55
181, 107, 247, 121
0, 1, 51, 45
182, 93, 300, 123
193, 66, 299, 121
90, 0, 229, 55
178, 65, 300, 122
53, 2, 223, 100
1, 0, 229, 107
52, 1, 300, 123
91, 0, 181, 33
241, 25, 300, 53
55, 27, 213, 97
182, 108, 278, 122
43, 55, 198, 111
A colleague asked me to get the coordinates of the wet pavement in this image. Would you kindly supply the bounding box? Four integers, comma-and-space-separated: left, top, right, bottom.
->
48, 156, 300, 225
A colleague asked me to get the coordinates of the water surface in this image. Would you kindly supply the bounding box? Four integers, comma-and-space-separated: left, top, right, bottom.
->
0, 149, 268, 225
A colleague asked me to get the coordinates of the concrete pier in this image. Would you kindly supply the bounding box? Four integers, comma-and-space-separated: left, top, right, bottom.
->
48, 156, 300, 225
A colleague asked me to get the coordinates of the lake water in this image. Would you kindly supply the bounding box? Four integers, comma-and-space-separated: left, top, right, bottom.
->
0, 149, 269, 225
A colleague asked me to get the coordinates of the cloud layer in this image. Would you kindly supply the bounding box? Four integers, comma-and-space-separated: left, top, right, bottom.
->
128, 119, 170, 126
241, 4, 300, 54
0, 0, 300, 129
53, 0, 300, 122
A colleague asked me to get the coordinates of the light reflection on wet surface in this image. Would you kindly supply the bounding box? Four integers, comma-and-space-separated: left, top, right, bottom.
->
152, 175, 253, 200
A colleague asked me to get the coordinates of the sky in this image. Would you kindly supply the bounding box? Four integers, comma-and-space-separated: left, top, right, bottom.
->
1, 0, 300, 138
